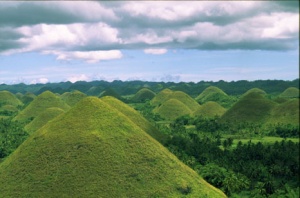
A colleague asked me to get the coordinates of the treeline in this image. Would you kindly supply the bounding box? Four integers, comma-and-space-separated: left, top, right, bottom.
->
162, 117, 299, 197
1, 79, 299, 96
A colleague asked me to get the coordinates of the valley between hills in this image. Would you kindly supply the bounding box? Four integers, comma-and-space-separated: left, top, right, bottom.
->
0, 79, 299, 197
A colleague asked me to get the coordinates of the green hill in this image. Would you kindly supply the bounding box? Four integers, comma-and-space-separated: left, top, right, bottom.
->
98, 88, 123, 100
20, 92, 36, 106
220, 92, 276, 124
86, 86, 105, 96
151, 89, 200, 112
101, 96, 166, 143
0, 97, 226, 197
279, 87, 299, 98
153, 98, 193, 120
131, 88, 156, 102
150, 88, 173, 106
267, 98, 299, 125
61, 90, 87, 106
13, 91, 70, 123
242, 88, 266, 97
25, 107, 65, 133
0, 90, 23, 107
194, 101, 226, 118
196, 86, 235, 108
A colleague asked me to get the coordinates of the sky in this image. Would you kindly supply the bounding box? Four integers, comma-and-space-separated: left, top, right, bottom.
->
0, 1, 299, 84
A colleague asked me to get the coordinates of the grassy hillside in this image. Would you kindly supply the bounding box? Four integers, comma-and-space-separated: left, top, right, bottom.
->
242, 88, 266, 97
101, 96, 166, 143
267, 98, 299, 125
194, 101, 226, 118
279, 87, 299, 98
0, 90, 23, 107
61, 90, 87, 106
220, 92, 276, 124
0, 97, 226, 197
151, 88, 173, 106
25, 107, 65, 134
131, 88, 156, 102
98, 88, 123, 100
20, 92, 36, 106
13, 91, 70, 123
153, 98, 193, 120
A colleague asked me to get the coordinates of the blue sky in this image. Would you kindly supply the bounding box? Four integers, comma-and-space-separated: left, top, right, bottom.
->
0, 1, 299, 84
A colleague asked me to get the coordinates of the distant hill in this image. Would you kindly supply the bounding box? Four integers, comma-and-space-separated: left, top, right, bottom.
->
86, 86, 105, 96
13, 91, 70, 123
131, 88, 156, 102
0, 90, 23, 107
242, 88, 266, 97
60, 90, 87, 106
194, 101, 226, 118
268, 98, 299, 125
279, 87, 299, 98
220, 92, 276, 124
150, 88, 173, 106
0, 97, 226, 197
98, 87, 123, 101
20, 92, 36, 106
25, 107, 65, 133
153, 98, 193, 120
195, 86, 235, 108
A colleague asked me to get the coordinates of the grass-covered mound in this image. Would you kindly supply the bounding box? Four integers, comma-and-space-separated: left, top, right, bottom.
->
25, 107, 65, 133
131, 88, 156, 102
153, 98, 193, 120
61, 90, 87, 106
0, 90, 23, 107
20, 92, 36, 106
267, 98, 299, 125
151, 89, 200, 112
86, 86, 105, 96
242, 88, 267, 97
220, 92, 276, 124
101, 96, 166, 143
0, 97, 226, 197
279, 87, 299, 98
0, 105, 19, 115
98, 87, 123, 100
193, 101, 226, 118
13, 91, 70, 123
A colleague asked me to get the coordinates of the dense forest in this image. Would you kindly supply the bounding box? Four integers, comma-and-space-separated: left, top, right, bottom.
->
0, 79, 299, 197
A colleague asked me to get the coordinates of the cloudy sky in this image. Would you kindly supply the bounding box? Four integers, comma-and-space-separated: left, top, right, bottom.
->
0, 1, 299, 84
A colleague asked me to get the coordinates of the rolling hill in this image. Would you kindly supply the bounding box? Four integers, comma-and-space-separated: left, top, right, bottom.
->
131, 88, 156, 102
150, 88, 173, 106
13, 91, 70, 123
0, 97, 226, 197
61, 90, 87, 106
0, 90, 23, 107
193, 101, 226, 118
279, 87, 299, 98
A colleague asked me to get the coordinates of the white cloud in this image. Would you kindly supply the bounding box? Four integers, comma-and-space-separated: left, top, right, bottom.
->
67, 74, 89, 83
144, 48, 167, 55
44, 50, 123, 63
29, 77, 49, 84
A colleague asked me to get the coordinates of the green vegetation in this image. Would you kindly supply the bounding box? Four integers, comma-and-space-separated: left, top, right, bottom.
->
0, 97, 225, 197
60, 90, 87, 106
242, 88, 266, 97
153, 99, 193, 120
131, 88, 156, 102
25, 107, 65, 134
279, 87, 299, 98
151, 88, 173, 106
194, 101, 226, 118
0, 90, 23, 107
20, 92, 36, 106
13, 91, 70, 123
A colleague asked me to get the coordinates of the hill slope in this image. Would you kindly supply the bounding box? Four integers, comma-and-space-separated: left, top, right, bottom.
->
194, 101, 226, 118
131, 88, 156, 102
0, 90, 23, 107
61, 90, 87, 106
279, 87, 299, 98
13, 91, 70, 123
0, 97, 226, 197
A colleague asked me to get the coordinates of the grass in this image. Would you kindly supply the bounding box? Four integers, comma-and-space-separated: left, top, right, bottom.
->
153, 98, 193, 120
0, 90, 23, 107
25, 107, 65, 134
193, 101, 226, 118
13, 91, 70, 123
150, 88, 173, 106
131, 88, 156, 102
60, 90, 87, 106
0, 97, 226, 197
279, 87, 299, 98
242, 88, 266, 97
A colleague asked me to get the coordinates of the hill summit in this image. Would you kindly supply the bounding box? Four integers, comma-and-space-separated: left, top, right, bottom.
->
0, 97, 225, 197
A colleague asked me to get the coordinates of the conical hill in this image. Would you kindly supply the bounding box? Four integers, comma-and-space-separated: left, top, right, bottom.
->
61, 90, 87, 106
101, 96, 166, 143
0, 97, 226, 197
131, 88, 156, 102
153, 98, 193, 120
150, 88, 173, 106
0, 90, 23, 107
25, 107, 65, 133
220, 92, 276, 124
13, 91, 70, 123
242, 88, 266, 97
279, 87, 299, 98
194, 101, 226, 118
